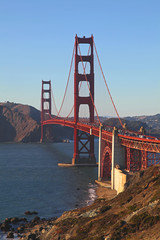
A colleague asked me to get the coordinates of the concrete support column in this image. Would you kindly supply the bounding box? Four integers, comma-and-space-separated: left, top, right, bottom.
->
111, 127, 125, 190
111, 128, 116, 189
98, 124, 102, 181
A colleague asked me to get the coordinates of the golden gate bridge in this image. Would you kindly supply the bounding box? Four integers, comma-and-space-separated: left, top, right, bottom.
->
40, 35, 160, 183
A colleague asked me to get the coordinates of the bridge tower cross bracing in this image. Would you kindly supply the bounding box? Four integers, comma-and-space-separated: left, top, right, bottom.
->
40, 80, 51, 142
72, 35, 96, 165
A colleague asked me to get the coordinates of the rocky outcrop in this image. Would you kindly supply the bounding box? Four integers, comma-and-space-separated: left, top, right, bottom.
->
6, 231, 14, 238
24, 211, 38, 215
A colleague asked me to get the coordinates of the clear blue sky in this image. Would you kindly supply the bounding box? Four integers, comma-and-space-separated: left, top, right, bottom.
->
0, 0, 159, 117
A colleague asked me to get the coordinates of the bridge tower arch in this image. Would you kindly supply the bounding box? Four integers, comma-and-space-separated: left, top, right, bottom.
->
101, 146, 112, 179
72, 35, 96, 165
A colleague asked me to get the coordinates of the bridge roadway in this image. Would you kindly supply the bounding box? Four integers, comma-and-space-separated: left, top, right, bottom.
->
42, 119, 160, 153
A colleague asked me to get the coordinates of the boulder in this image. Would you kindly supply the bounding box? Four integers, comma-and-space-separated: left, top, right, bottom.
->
32, 216, 40, 224
27, 233, 38, 240
17, 225, 25, 233
0, 222, 11, 232
10, 217, 19, 223
7, 232, 14, 238
19, 217, 27, 222
25, 211, 38, 215
32, 211, 38, 215
4, 218, 11, 224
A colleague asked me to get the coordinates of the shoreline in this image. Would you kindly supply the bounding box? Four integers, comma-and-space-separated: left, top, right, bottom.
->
0, 183, 117, 239
95, 180, 117, 200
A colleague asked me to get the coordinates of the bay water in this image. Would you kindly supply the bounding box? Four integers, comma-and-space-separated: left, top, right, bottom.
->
0, 142, 98, 226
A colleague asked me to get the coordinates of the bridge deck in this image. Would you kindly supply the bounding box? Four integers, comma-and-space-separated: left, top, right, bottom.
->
42, 119, 160, 153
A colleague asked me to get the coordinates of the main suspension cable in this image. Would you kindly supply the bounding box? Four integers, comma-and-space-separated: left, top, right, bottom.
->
65, 44, 91, 120
56, 43, 75, 118
93, 37, 123, 128
51, 88, 59, 116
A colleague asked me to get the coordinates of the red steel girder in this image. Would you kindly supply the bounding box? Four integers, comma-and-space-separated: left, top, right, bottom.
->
126, 147, 141, 172
78, 132, 90, 154
147, 152, 160, 166
141, 150, 148, 169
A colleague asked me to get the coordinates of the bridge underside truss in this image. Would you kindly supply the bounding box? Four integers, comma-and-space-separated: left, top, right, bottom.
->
125, 147, 160, 172
77, 131, 95, 162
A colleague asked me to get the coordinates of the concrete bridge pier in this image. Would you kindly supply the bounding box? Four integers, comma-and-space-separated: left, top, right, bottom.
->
98, 126, 126, 192
98, 124, 112, 181
111, 127, 125, 190
98, 124, 102, 181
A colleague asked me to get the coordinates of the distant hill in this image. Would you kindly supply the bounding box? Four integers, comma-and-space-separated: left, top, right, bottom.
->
103, 114, 160, 138
125, 114, 160, 130
103, 118, 149, 131
124, 114, 160, 137
0, 102, 73, 143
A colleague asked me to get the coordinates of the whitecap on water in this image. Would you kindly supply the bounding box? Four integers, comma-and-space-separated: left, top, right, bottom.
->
85, 183, 97, 205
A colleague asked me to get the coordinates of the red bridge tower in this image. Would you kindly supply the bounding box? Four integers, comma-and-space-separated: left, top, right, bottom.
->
40, 80, 51, 142
72, 35, 96, 165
